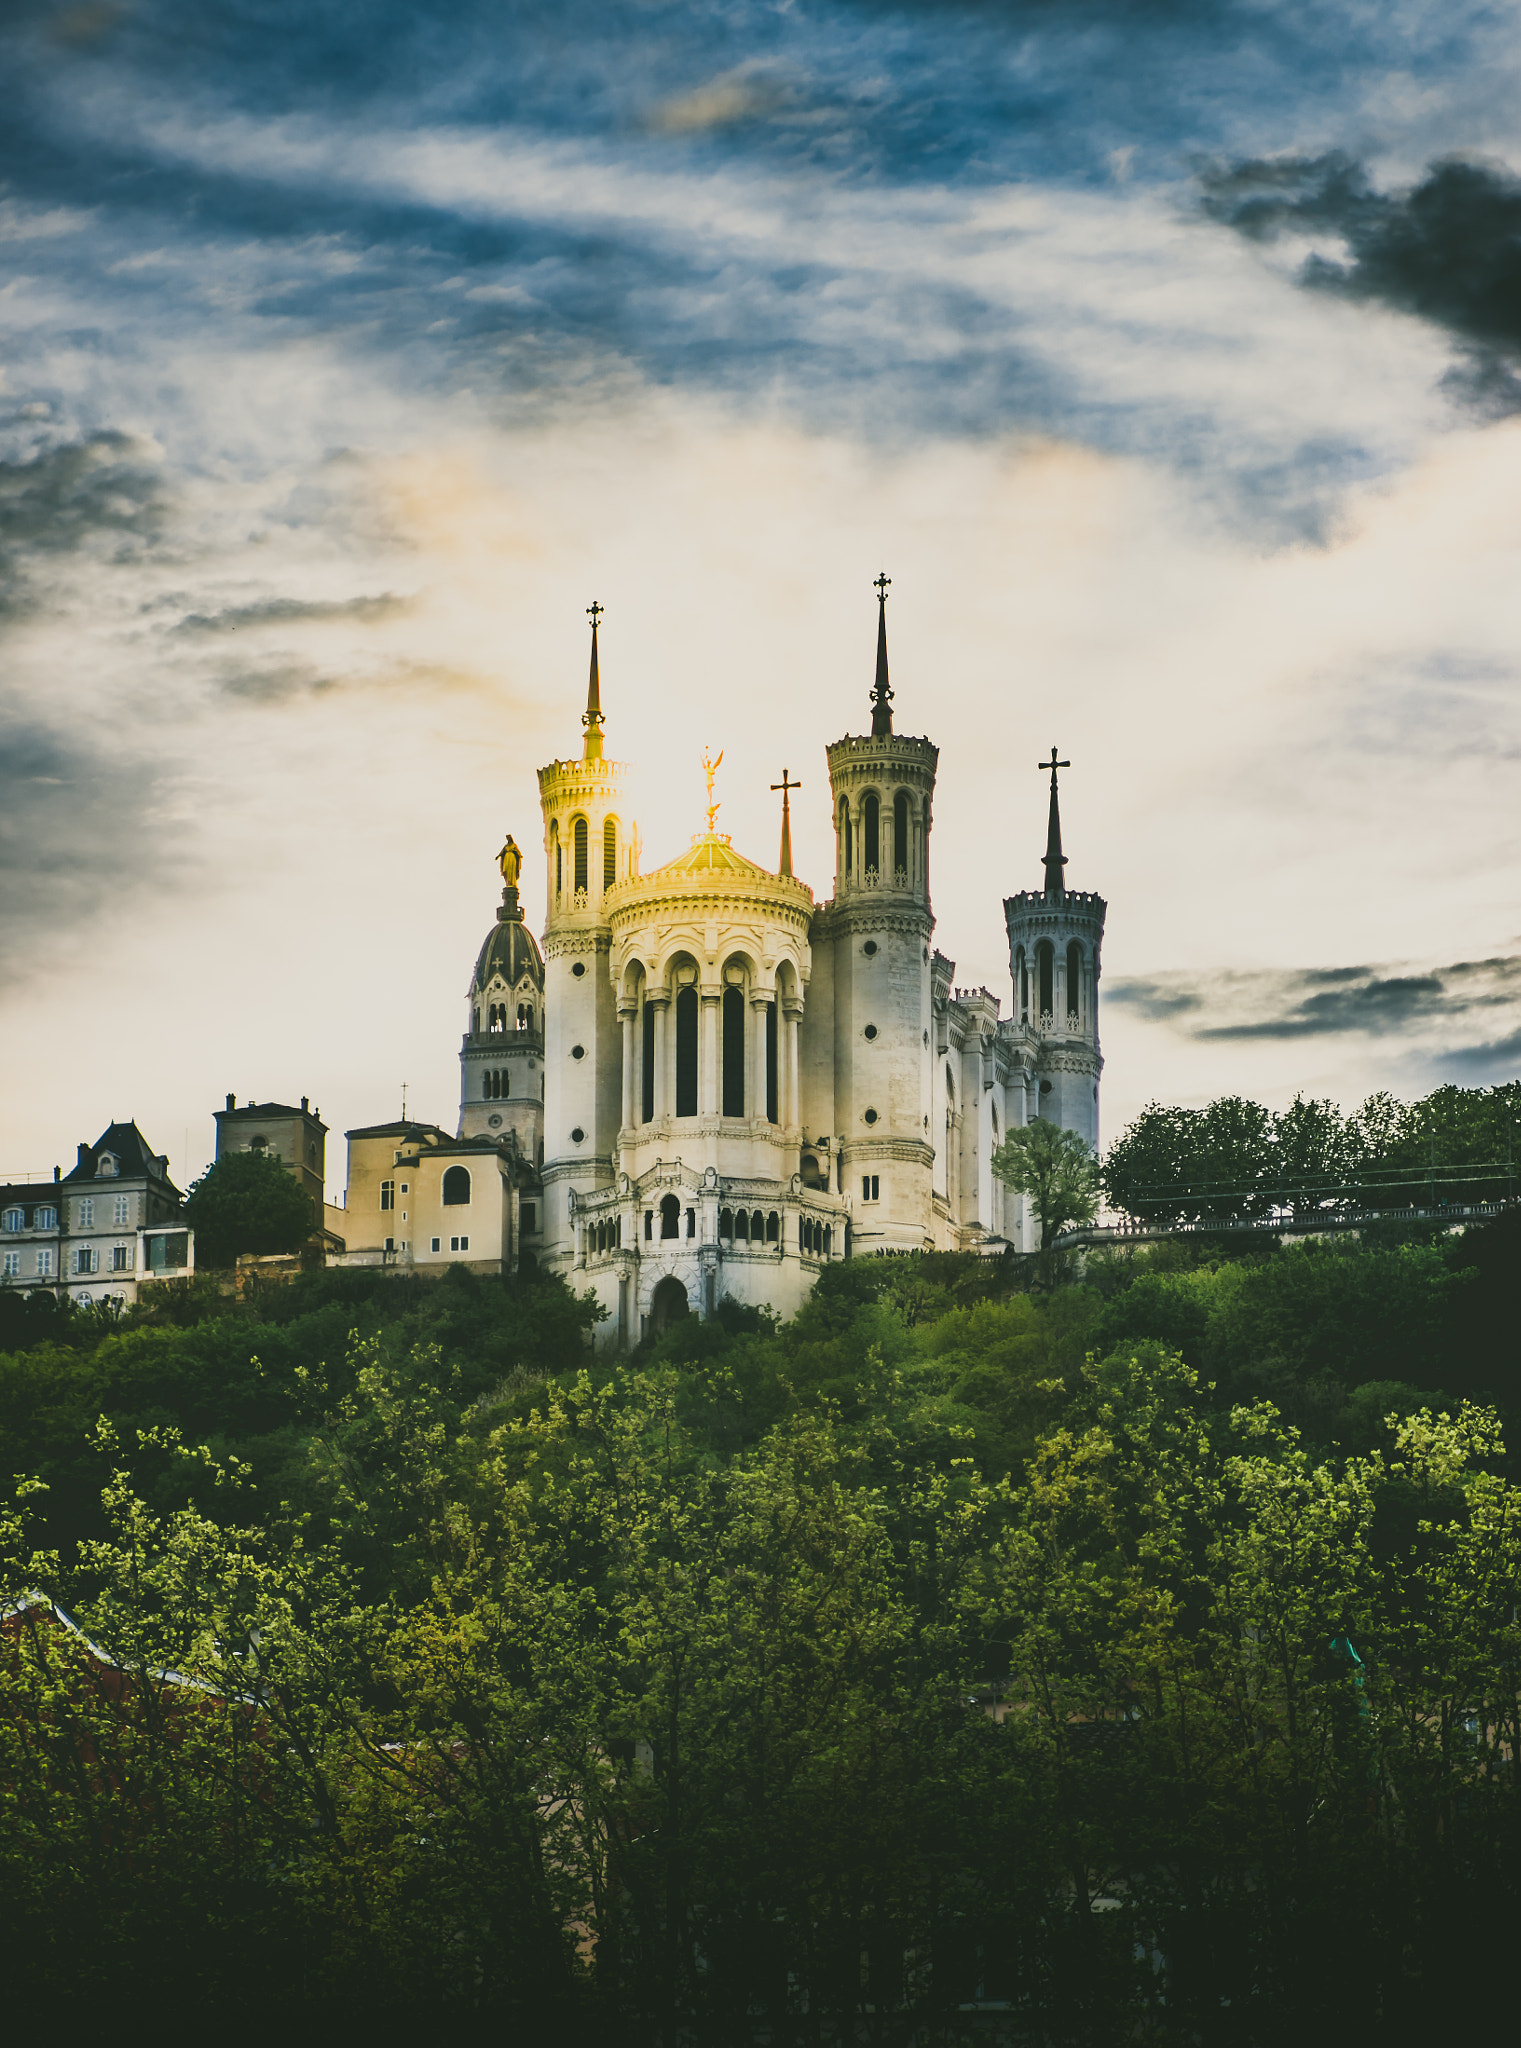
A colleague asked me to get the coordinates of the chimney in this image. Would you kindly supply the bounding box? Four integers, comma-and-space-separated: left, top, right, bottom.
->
301, 1096, 309, 1112
77, 1142, 90, 1170
226, 1093, 236, 1111
53, 1165, 61, 1183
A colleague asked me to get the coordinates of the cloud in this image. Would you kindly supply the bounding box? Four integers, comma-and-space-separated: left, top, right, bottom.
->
0, 713, 180, 984
643, 67, 799, 137
1200, 151, 1521, 413
172, 592, 411, 635
1109, 956, 1521, 1051
0, 430, 169, 614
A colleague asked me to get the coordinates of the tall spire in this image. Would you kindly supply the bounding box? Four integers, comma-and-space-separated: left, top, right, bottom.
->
870, 571, 893, 737
1039, 746, 1070, 899
582, 600, 605, 761
771, 767, 800, 878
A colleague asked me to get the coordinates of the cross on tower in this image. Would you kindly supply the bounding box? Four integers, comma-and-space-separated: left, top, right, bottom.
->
586, 600, 604, 629
771, 766, 801, 879
874, 572, 890, 604
1038, 745, 1069, 784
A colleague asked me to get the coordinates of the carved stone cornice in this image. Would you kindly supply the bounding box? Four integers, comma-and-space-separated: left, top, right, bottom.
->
839, 1137, 936, 1168
544, 930, 613, 961
812, 904, 935, 942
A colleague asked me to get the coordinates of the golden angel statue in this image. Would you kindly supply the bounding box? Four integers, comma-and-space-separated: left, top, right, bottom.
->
497, 833, 522, 886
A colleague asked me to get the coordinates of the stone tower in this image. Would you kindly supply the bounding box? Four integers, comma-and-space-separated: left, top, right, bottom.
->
1003, 749, 1106, 1151
813, 577, 939, 1253
536, 605, 637, 1277
457, 848, 545, 1155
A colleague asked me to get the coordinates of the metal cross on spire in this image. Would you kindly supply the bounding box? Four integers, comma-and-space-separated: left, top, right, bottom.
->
870, 571, 894, 737
1038, 746, 1070, 898
582, 601, 605, 761
771, 766, 800, 878
702, 746, 724, 833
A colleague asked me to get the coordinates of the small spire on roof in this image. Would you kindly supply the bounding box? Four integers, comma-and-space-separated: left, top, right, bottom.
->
582, 601, 605, 761
771, 766, 800, 878
870, 572, 893, 737
1038, 746, 1070, 898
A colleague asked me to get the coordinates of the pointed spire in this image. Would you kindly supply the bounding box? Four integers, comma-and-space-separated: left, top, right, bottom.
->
771, 767, 800, 878
582, 600, 605, 761
870, 571, 893, 736
1039, 746, 1070, 898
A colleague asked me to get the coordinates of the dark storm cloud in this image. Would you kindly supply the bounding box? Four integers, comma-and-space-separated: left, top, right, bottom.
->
0, 432, 169, 615
0, 714, 178, 982
1200, 152, 1521, 413
1109, 956, 1521, 1044
173, 593, 410, 635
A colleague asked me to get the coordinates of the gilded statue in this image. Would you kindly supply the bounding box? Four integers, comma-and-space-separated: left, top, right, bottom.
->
497, 833, 522, 886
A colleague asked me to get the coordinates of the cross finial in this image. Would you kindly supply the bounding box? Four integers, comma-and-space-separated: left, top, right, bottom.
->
874, 571, 890, 605
1039, 745, 1070, 784
702, 746, 724, 833
1038, 747, 1070, 897
771, 766, 801, 878
870, 572, 894, 735
582, 601, 605, 758
587, 600, 604, 629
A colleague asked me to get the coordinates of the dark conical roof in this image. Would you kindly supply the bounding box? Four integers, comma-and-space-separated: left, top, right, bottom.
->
472, 891, 545, 992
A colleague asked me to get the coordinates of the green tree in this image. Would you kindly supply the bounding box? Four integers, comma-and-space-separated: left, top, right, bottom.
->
991, 1117, 1100, 1256
181, 1148, 315, 1267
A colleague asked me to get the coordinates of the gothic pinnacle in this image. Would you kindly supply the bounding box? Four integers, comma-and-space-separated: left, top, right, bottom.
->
870, 571, 894, 737
582, 600, 605, 761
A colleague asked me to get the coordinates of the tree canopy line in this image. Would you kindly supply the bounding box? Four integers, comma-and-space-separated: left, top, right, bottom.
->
0, 1079, 1519, 2042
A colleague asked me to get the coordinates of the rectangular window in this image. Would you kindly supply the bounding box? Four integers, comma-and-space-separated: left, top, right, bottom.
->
380, 1180, 395, 1211
384, 1235, 395, 1253
765, 1000, 777, 1124
113, 1195, 131, 1227
450, 1235, 469, 1252
400, 1183, 408, 1194
76, 1198, 94, 1229
641, 1002, 656, 1123
34, 1206, 56, 1230
2, 1252, 18, 1278
74, 1247, 99, 1275
36, 1249, 54, 1277
862, 1175, 880, 1202
430, 1237, 440, 1252
2, 1209, 21, 1232
111, 1244, 131, 1271
521, 1203, 537, 1233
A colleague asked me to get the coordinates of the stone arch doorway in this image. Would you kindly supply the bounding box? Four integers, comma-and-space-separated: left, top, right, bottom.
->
651, 1275, 689, 1332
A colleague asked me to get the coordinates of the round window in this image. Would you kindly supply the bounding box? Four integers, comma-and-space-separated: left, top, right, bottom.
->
572, 961, 586, 977
863, 1024, 878, 1041
864, 1107, 879, 1125
572, 1044, 586, 1060
863, 940, 878, 957
570, 1126, 585, 1143
488, 1113, 503, 1129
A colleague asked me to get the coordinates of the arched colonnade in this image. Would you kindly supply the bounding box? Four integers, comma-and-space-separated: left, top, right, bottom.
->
615, 948, 806, 1130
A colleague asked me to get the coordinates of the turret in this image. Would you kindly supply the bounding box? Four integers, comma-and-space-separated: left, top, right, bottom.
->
816, 575, 939, 1253
458, 834, 546, 1151
1004, 748, 1106, 1151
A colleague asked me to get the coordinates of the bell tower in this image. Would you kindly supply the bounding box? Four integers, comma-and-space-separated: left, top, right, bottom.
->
1004, 748, 1106, 1151
819, 576, 939, 1253
537, 604, 637, 1275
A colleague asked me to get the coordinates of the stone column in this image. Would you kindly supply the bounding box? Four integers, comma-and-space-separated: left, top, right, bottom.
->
700, 990, 720, 1115
784, 1001, 803, 1129
619, 1007, 636, 1130
650, 996, 669, 1122
752, 997, 769, 1122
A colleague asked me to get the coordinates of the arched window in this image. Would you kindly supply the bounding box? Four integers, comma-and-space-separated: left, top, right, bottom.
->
573, 817, 588, 896
551, 820, 561, 899
719, 1207, 733, 1240
863, 791, 880, 875
685, 1207, 695, 1238
1067, 940, 1082, 1017
751, 1209, 764, 1242
841, 796, 852, 874
736, 1209, 749, 1243
1037, 940, 1054, 1019
675, 986, 698, 1116
722, 985, 745, 1117
660, 1193, 680, 1239
823, 1226, 833, 1256
642, 991, 655, 1122
893, 791, 908, 878
766, 1211, 779, 1242
1016, 946, 1028, 1020
441, 1166, 471, 1206
922, 798, 931, 891
603, 816, 618, 890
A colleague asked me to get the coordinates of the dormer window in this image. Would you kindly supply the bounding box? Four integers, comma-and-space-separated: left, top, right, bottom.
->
98, 1153, 118, 1177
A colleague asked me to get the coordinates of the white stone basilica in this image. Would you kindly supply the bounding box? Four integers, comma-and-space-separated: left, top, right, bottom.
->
458, 585, 1106, 1346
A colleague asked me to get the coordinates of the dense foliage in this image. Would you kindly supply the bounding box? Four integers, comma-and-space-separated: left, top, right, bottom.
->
181, 1146, 318, 1265
1, 1220, 1520, 2041
1103, 1080, 1521, 1225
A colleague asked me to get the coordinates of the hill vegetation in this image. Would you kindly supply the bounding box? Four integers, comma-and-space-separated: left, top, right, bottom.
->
2, 1098, 1520, 2041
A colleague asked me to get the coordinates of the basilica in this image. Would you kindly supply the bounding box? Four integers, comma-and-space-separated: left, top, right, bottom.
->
450, 582, 1108, 1347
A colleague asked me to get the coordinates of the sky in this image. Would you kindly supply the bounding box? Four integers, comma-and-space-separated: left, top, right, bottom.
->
4, 0, 1521, 1198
